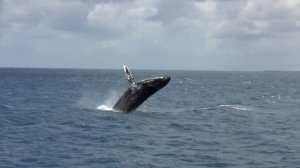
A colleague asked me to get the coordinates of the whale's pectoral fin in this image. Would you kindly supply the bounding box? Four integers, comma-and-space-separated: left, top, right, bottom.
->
123, 65, 136, 87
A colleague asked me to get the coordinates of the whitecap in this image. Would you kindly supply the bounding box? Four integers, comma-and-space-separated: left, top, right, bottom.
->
217, 104, 253, 111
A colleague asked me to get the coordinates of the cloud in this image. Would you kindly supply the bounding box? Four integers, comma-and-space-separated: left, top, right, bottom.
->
0, 0, 300, 70
210, 0, 300, 40
86, 1, 160, 39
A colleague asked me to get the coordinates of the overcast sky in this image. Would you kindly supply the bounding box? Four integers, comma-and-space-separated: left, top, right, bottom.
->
0, 0, 300, 71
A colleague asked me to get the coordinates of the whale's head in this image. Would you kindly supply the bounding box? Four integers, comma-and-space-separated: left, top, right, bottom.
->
137, 76, 170, 93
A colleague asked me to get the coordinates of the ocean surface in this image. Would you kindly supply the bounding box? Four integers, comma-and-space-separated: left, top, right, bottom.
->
0, 68, 300, 168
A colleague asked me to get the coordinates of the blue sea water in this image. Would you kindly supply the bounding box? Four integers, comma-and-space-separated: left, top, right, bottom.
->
0, 68, 300, 168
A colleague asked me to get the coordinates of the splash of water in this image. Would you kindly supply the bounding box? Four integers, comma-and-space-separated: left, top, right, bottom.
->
96, 90, 120, 112
96, 105, 113, 111
77, 88, 121, 112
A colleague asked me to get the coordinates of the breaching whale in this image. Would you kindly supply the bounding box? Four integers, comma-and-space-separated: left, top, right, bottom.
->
113, 65, 170, 112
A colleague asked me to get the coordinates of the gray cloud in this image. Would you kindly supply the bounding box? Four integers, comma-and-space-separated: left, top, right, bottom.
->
0, 0, 300, 70
212, 0, 300, 40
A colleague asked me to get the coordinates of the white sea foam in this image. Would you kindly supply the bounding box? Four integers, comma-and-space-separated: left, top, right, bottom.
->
217, 104, 253, 111
96, 105, 113, 111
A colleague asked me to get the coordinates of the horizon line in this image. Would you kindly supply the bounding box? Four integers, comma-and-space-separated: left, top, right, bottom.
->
0, 66, 299, 72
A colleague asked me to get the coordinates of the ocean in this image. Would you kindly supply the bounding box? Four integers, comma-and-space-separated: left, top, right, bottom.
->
0, 68, 300, 168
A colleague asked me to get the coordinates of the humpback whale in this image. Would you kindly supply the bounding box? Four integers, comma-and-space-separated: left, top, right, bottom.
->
113, 65, 170, 112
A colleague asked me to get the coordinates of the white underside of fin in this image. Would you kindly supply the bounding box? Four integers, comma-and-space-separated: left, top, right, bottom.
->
123, 65, 137, 87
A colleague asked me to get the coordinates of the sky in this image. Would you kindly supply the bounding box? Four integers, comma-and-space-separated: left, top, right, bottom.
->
0, 0, 300, 71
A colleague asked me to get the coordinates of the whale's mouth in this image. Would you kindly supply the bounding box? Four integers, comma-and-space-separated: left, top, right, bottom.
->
162, 76, 171, 87
162, 76, 171, 82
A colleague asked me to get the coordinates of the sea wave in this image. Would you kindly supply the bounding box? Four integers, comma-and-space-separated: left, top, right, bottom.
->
217, 104, 253, 111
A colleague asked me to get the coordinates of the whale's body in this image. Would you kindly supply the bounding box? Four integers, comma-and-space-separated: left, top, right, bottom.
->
113, 65, 170, 112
